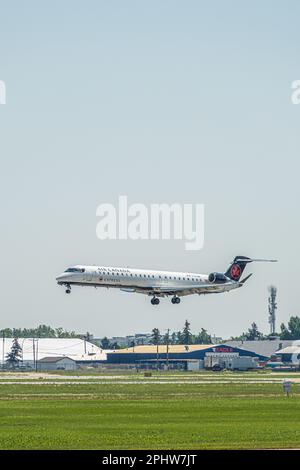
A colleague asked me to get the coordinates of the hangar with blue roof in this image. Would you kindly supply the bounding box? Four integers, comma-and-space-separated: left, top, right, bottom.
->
106, 343, 268, 370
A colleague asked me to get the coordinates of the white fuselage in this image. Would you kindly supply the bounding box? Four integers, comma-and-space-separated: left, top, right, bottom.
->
56, 265, 238, 296
56, 256, 275, 304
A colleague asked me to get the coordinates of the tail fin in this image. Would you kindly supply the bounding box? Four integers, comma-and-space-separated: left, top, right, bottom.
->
225, 256, 277, 281
225, 256, 251, 281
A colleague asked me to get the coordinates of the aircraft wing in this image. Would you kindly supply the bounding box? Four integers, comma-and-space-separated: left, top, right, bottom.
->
132, 284, 229, 297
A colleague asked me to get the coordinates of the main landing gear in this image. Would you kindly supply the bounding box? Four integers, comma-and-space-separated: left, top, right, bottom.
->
65, 285, 71, 294
150, 296, 181, 305
151, 296, 160, 305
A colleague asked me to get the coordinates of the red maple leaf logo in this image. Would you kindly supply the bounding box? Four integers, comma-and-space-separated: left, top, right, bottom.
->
231, 264, 242, 279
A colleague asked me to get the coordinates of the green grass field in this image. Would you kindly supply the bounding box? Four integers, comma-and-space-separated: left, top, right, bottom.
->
0, 371, 300, 449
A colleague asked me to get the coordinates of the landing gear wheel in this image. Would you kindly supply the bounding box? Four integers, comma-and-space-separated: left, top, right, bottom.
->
151, 297, 160, 305
65, 285, 71, 294
171, 296, 180, 304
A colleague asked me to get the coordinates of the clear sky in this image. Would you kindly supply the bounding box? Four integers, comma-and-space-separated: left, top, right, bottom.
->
0, 1, 299, 339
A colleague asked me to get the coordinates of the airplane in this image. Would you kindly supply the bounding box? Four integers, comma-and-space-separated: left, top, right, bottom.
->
56, 255, 277, 305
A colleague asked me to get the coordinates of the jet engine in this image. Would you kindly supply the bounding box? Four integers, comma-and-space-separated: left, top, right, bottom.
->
208, 272, 228, 284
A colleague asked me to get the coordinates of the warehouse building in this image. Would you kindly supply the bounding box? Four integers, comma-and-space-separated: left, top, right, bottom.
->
38, 356, 77, 371
275, 340, 300, 366
224, 339, 293, 359
106, 344, 267, 370
0, 338, 107, 369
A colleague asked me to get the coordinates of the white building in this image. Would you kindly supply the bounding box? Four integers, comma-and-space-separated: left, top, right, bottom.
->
0, 338, 107, 368
276, 340, 300, 365
38, 356, 77, 371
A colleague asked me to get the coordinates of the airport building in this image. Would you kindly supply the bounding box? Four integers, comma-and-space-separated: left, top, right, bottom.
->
37, 356, 77, 371
0, 338, 107, 369
92, 333, 153, 348
224, 339, 293, 359
2, 336, 299, 371
275, 341, 300, 365
106, 343, 267, 370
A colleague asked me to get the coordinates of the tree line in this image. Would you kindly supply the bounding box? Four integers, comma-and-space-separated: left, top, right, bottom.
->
229, 316, 300, 341
2, 315, 300, 352
150, 320, 212, 346
0, 324, 80, 339
150, 316, 300, 346
99, 320, 212, 349
100, 316, 300, 349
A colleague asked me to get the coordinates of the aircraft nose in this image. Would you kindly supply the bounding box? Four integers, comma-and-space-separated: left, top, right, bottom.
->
56, 273, 68, 282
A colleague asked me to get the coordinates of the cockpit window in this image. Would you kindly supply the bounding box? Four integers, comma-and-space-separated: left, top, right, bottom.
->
65, 268, 85, 273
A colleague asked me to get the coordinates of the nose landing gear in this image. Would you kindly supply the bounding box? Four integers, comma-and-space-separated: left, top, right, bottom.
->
171, 296, 180, 304
65, 285, 71, 294
151, 296, 160, 305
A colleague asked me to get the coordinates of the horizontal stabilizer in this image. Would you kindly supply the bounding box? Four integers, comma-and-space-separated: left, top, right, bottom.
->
240, 273, 253, 284
235, 258, 277, 264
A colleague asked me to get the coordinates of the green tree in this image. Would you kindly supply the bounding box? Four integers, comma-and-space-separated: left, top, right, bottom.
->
181, 320, 192, 345
100, 337, 111, 349
6, 338, 22, 369
0, 328, 13, 338
55, 327, 65, 338
280, 316, 300, 340
162, 330, 170, 345
244, 322, 264, 341
280, 323, 291, 339
194, 328, 212, 344
171, 332, 177, 344
287, 316, 300, 339
176, 331, 183, 344
0, 325, 79, 339
151, 328, 161, 345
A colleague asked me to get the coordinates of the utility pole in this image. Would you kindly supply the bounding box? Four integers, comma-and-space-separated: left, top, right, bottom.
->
32, 338, 36, 372
166, 329, 170, 371
21, 338, 26, 366
35, 339, 39, 373
151, 328, 160, 371
2, 332, 4, 369
268, 286, 277, 335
